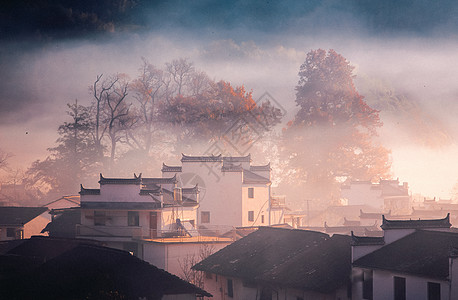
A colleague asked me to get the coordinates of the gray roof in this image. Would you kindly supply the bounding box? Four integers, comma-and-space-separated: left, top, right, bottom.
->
353, 230, 458, 279
243, 169, 270, 184
0, 207, 48, 226
81, 202, 161, 210
193, 227, 351, 293
98, 173, 142, 185
381, 213, 451, 230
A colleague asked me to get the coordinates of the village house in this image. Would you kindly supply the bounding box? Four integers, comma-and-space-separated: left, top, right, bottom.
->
351, 214, 455, 300
0, 206, 48, 240
0, 236, 211, 299
162, 154, 286, 229
341, 179, 410, 214
76, 172, 232, 277
193, 227, 352, 300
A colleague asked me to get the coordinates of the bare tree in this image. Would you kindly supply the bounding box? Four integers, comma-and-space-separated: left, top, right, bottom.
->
165, 58, 195, 96
0, 149, 13, 171
178, 244, 215, 292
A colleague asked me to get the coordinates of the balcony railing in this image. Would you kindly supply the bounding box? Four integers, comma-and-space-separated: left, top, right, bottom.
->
76, 224, 237, 242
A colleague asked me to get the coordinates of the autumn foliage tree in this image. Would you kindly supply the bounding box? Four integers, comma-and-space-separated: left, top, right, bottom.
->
281, 49, 391, 207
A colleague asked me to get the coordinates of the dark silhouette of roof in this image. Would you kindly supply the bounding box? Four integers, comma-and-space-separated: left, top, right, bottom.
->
381, 213, 451, 230
257, 234, 352, 293
0, 207, 48, 226
351, 231, 385, 246
0, 236, 211, 299
142, 174, 178, 186
193, 227, 351, 293
98, 173, 142, 185
81, 201, 161, 210
79, 185, 100, 195
353, 230, 458, 279
162, 163, 182, 172
250, 163, 271, 172
41, 208, 80, 238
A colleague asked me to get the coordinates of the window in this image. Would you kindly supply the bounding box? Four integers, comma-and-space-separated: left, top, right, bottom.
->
362, 270, 373, 300
428, 282, 440, 300
201, 211, 210, 223
227, 279, 233, 298
394, 276, 406, 300
6, 228, 16, 237
128, 211, 139, 226
94, 211, 106, 226
261, 215, 265, 223
248, 187, 254, 198
248, 211, 254, 222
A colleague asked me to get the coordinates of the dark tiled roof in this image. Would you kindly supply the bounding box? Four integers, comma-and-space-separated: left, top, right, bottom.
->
257, 234, 352, 293
41, 209, 81, 238
161, 163, 182, 172
79, 185, 100, 195
81, 201, 161, 210
0, 207, 48, 226
181, 185, 199, 194
360, 209, 391, 219
243, 169, 270, 184
139, 187, 162, 195
181, 154, 223, 162
193, 227, 329, 282
351, 232, 385, 246
353, 230, 458, 279
0, 237, 211, 298
223, 154, 251, 162
221, 164, 243, 172
98, 173, 142, 185
381, 213, 451, 230
142, 174, 177, 185
250, 163, 271, 172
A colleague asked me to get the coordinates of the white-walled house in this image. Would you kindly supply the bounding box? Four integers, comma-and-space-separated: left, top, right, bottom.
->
0, 206, 48, 240
341, 179, 410, 214
162, 154, 284, 229
351, 214, 455, 300
77, 173, 232, 277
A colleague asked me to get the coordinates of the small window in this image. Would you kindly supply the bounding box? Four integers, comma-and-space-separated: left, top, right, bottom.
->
428, 282, 440, 300
227, 279, 233, 298
261, 215, 265, 223
94, 211, 106, 226
362, 270, 373, 300
248, 211, 254, 222
201, 211, 210, 223
394, 276, 406, 300
248, 188, 254, 198
6, 228, 16, 237
128, 211, 139, 226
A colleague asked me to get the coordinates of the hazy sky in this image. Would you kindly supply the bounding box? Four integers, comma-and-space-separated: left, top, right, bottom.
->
1, 0, 458, 198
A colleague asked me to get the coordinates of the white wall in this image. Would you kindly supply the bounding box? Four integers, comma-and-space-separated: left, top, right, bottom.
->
370, 269, 448, 300
341, 183, 383, 209
242, 185, 270, 227
143, 242, 230, 277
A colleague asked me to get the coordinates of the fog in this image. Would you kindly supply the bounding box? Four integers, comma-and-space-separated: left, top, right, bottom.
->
1, 0, 458, 199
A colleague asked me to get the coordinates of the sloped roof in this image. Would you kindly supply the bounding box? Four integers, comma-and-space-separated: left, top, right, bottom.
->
181, 153, 223, 162
41, 209, 80, 238
353, 230, 458, 279
79, 185, 100, 195
250, 163, 271, 172
80, 201, 161, 210
142, 174, 177, 185
0, 207, 48, 226
193, 227, 329, 282
0, 236, 211, 299
257, 234, 351, 293
99, 173, 142, 185
161, 163, 182, 172
351, 232, 385, 246
381, 213, 451, 230
243, 169, 270, 184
